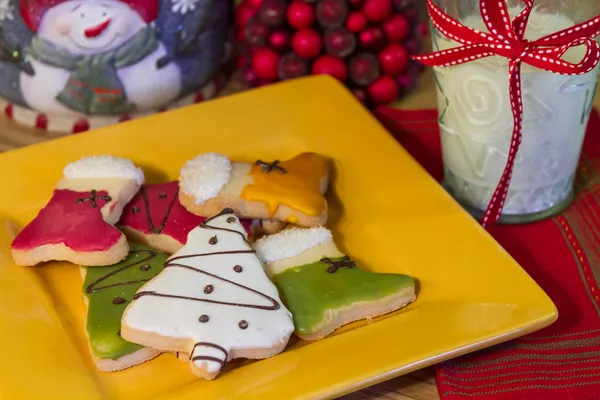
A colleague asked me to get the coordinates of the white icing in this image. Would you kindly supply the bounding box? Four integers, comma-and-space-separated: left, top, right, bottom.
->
123, 211, 294, 376
179, 153, 232, 205
254, 227, 333, 263
63, 155, 145, 185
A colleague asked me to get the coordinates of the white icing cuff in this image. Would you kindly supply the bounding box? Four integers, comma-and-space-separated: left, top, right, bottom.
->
254, 227, 332, 263
180, 153, 232, 205
63, 155, 145, 185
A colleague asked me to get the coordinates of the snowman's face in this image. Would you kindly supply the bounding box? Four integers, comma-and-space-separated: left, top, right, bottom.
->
38, 0, 147, 55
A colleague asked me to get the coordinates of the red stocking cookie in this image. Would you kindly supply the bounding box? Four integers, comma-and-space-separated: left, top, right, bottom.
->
118, 182, 286, 254
11, 156, 144, 267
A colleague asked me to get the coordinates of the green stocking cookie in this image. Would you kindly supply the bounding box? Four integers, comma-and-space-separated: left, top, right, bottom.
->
255, 227, 416, 340
81, 242, 168, 371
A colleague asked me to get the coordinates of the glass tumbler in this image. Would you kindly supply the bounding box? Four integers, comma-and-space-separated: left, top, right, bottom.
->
431, 0, 600, 223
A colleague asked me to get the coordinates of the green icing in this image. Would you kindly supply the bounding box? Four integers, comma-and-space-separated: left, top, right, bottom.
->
274, 257, 415, 336
82, 243, 168, 360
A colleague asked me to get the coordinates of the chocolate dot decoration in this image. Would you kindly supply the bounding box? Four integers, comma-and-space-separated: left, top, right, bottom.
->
199, 315, 210, 323
226, 216, 236, 223
132, 206, 141, 214
112, 297, 128, 305
209, 235, 218, 245
159, 193, 167, 199
233, 265, 243, 273
140, 264, 151, 271
204, 284, 214, 294
239, 320, 249, 330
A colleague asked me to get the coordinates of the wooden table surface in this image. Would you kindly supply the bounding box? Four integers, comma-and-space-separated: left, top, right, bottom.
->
6, 68, 598, 400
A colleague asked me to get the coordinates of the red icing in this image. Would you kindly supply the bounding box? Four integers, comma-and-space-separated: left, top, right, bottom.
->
12, 189, 123, 252
119, 182, 253, 245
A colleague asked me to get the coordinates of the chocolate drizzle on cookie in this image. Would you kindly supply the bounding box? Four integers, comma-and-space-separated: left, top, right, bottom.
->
321, 256, 356, 274
112, 297, 128, 305
139, 185, 180, 234
129, 209, 282, 373
190, 342, 229, 370
256, 160, 286, 174
76, 190, 112, 208
133, 209, 280, 312
86, 250, 157, 294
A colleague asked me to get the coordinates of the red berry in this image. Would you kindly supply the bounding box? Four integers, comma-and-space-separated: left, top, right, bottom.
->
346, 11, 367, 33
245, 17, 270, 45
279, 53, 310, 80
359, 26, 385, 52
362, 0, 392, 22
349, 53, 380, 86
236, 2, 258, 28
287, 1, 315, 29
237, 28, 246, 41
312, 55, 348, 81
252, 47, 281, 81
405, 36, 424, 55
242, 67, 261, 86
292, 28, 322, 59
396, 63, 420, 92
402, 6, 419, 21
391, 0, 417, 10
269, 29, 291, 52
377, 44, 409, 75
324, 26, 357, 58
382, 14, 409, 43
237, 55, 247, 68
417, 20, 429, 37
259, 0, 288, 27
246, 0, 264, 9
368, 75, 399, 104
316, 0, 349, 28
352, 87, 368, 104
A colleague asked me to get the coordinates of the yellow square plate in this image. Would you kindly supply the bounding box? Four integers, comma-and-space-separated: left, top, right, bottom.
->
0, 76, 557, 400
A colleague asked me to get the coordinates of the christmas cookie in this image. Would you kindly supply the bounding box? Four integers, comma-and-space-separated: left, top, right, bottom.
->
254, 227, 416, 340
118, 181, 285, 254
178, 153, 330, 227
81, 243, 168, 372
11, 155, 144, 267
121, 208, 294, 380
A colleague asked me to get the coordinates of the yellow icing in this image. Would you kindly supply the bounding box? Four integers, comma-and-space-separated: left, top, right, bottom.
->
241, 153, 328, 217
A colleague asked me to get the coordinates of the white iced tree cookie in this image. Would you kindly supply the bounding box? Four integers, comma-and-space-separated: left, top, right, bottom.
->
121, 208, 294, 380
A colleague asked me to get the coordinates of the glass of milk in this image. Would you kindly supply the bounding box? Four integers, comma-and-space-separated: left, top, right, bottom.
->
432, 0, 600, 223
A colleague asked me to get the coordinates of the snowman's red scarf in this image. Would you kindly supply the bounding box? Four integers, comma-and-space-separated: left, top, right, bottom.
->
27, 26, 159, 116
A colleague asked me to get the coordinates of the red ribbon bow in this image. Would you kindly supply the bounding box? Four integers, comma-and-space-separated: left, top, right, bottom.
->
414, 0, 600, 227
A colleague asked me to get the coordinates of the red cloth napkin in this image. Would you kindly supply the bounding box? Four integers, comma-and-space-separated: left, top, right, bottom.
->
375, 107, 600, 400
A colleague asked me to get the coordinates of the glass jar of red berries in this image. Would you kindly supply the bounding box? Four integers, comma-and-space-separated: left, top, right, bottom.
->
235, 0, 429, 107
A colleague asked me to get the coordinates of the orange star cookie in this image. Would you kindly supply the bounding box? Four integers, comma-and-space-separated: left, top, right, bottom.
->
178, 153, 330, 227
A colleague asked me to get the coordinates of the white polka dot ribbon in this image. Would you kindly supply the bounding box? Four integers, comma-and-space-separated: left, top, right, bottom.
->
413, 0, 600, 228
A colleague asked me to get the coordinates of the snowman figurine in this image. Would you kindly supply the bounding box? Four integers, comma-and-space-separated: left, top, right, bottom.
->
20, 0, 181, 118
0, 0, 230, 132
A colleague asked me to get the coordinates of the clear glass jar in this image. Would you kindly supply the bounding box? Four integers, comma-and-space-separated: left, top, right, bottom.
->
431, 0, 600, 223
